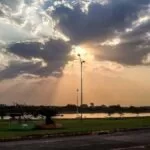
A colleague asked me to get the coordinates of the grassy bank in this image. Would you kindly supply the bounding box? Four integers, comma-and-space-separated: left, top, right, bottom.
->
0, 117, 150, 139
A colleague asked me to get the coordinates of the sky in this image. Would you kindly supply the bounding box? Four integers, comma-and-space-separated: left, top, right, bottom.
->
0, 0, 150, 106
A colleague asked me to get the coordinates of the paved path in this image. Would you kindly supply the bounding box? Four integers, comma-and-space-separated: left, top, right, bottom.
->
1, 130, 150, 150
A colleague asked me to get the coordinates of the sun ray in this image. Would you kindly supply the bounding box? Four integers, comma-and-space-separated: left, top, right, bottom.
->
70, 45, 94, 61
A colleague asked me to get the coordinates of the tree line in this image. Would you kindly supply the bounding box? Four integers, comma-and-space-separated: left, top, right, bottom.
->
0, 104, 150, 119
54, 104, 150, 115
0, 104, 57, 124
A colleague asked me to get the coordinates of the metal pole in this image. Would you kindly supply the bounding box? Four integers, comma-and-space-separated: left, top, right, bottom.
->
77, 54, 85, 120
80, 61, 83, 120
76, 89, 79, 115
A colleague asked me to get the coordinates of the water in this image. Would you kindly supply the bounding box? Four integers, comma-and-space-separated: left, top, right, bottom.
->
1, 115, 43, 120
2, 113, 150, 120
54, 113, 150, 119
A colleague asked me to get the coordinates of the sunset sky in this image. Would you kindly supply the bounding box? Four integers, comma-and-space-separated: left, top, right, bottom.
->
0, 0, 150, 106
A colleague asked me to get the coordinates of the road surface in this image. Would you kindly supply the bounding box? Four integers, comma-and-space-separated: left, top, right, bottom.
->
1, 130, 150, 150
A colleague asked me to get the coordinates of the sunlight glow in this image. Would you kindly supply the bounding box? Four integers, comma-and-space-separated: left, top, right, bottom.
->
133, 16, 150, 28
70, 45, 94, 61
101, 38, 121, 46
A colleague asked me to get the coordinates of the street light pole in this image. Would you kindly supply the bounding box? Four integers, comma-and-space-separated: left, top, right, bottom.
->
78, 54, 85, 120
76, 88, 79, 115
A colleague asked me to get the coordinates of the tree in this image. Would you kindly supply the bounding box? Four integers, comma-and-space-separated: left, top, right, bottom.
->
90, 103, 95, 108
0, 110, 5, 120
39, 107, 57, 125
0, 105, 6, 120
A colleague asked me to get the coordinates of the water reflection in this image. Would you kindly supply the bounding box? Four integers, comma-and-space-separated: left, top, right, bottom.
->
2, 113, 150, 120
54, 113, 150, 119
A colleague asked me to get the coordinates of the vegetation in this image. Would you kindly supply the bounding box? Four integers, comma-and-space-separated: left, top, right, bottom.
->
53, 104, 150, 115
0, 104, 150, 140
0, 117, 150, 139
1, 104, 150, 118
0, 104, 57, 126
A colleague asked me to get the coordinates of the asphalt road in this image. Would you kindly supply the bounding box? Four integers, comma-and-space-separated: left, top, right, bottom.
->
1, 130, 150, 150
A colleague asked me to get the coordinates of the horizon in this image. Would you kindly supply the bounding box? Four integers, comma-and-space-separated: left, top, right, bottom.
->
1, 103, 150, 107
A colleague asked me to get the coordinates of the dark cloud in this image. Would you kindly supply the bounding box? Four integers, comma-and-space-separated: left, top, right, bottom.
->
97, 39, 150, 65
123, 21, 150, 42
0, 61, 41, 80
0, 10, 4, 16
9, 39, 72, 63
53, 0, 150, 44
0, 39, 73, 80
0, 61, 65, 80
96, 19, 150, 65
51, 0, 150, 66
0, 58, 64, 80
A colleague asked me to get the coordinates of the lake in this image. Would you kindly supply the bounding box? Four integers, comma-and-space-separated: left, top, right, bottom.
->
2, 113, 150, 120
54, 113, 150, 119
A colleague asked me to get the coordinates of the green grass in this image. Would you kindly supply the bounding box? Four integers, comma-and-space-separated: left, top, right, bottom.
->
0, 117, 150, 139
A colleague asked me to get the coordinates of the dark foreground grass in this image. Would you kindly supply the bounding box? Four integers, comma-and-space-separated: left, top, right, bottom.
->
0, 117, 150, 139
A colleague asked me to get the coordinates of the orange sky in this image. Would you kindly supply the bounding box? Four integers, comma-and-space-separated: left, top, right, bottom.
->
0, 46, 150, 106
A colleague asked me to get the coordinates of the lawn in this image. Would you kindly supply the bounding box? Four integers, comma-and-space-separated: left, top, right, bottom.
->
0, 117, 150, 139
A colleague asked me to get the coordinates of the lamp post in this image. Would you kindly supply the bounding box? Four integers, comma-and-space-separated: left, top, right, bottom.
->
76, 88, 79, 116
78, 54, 85, 120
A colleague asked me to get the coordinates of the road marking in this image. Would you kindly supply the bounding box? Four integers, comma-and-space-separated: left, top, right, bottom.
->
112, 145, 145, 150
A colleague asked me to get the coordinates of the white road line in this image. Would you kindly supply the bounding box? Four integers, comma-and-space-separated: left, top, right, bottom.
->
112, 145, 145, 150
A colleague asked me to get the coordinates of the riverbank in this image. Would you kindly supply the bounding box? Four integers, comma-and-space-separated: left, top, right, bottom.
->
0, 117, 150, 141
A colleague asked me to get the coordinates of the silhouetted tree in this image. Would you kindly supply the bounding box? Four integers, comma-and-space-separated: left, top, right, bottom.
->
39, 107, 57, 125
0, 105, 6, 120
0, 110, 5, 120
90, 103, 95, 108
